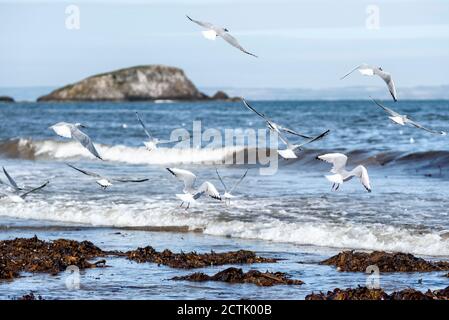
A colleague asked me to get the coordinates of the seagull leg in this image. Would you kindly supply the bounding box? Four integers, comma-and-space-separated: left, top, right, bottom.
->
331, 183, 335, 191
335, 184, 340, 191
180, 202, 184, 208
186, 202, 190, 210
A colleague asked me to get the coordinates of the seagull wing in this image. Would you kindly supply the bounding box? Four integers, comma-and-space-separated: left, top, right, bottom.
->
50, 122, 73, 138
317, 153, 348, 174
197, 181, 222, 200
376, 70, 398, 102
135, 112, 153, 140
229, 169, 248, 194
218, 31, 258, 57
242, 98, 271, 121
66, 163, 102, 178
166, 168, 196, 191
70, 127, 103, 160
186, 15, 214, 29
353, 165, 371, 192
20, 181, 49, 199
2, 167, 22, 191
370, 97, 400, 117
113, 178, 150, 183
215, 168, 228, 191
296, 129, 330, 148
340, 64, 363, 80
278, 126, 312, 139
405, 118, 446, 135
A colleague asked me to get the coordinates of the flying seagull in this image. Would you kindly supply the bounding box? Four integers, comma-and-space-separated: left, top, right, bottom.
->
135, 112, 190, 151
0, 167, 49, 202
371, 98, 447, 135
66, 163, 149, 189
215, 169, 248, 205
341, 64, 398, 102
242, 98, 313, 139
49, 122, 102, 160
166, 168, 221, 209
242, 98, 330, 158
186, 15, 257, 58
317, 153, 371, 192
277, 129, 330, 159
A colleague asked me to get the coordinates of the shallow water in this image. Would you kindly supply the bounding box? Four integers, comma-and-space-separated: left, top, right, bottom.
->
0, 100, 448, 299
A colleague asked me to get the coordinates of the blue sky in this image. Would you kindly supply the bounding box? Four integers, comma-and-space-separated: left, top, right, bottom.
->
0, 0, 448, 89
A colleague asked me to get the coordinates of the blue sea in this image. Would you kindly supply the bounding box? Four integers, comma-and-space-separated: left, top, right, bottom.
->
1, 99, 449, 299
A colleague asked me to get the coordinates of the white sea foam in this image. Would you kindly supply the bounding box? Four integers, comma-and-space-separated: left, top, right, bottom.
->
0, 198, 448, 257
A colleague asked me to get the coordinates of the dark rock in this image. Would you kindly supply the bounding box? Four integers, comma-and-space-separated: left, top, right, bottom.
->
210, 90, 241, 101
17, 292, 44, 301
305, 286, 449, 300
126, 246, 277, 269
0, 96, 14, 102
37, 65, 236, 102
172, 267, 303, 286
320, 250, 449, 272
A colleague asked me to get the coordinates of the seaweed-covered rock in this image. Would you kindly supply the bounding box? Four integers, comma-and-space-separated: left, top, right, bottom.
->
305, 287, 389, 300
320, 250, 449, 272
305, 286, 449, 300
126, 246, 276, 269
17, 292, 44, 301
0, 236, 106, 280
172, 267, 303, 286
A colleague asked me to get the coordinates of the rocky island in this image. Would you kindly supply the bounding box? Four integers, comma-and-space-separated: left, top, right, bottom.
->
0, 96, 14, 102
37, 65, 239, 102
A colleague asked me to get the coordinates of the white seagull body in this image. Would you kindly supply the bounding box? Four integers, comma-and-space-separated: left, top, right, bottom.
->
341, 64, 398, 102
371, 98, 447, 135
215, 169, 248, 205
49, 122, 102, 160
317, 153, 372, 192
242, 99, 330, 159
166, 168, 221, 209
186, 15, 257, 58
0, 167, 49, 202
136, 112, 189, 151
66, 163, 149, 189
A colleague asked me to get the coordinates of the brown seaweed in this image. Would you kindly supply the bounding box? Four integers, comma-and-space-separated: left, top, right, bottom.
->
172, 267, 303, 286
0, 236, 106, 280
126, 246, 276, 269
305, 286, 449, 300
320, 250, 449, 272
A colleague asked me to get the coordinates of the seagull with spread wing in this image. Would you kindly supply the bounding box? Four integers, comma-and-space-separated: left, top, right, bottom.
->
135, 112, 190, 151
0, 167, 49, 202
215, 169, 248, 205
166, 168, 221, 209
66, 163, 149, 189
242, 98, 330, 158
186, 15, 257, 58
341, 64, 398, 102
49, 122, 102, 160
371, 98, 446, 135
316, 153, 372, 192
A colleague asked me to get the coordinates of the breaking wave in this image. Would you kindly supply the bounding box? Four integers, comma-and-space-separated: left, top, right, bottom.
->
1, 138, 449, 171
